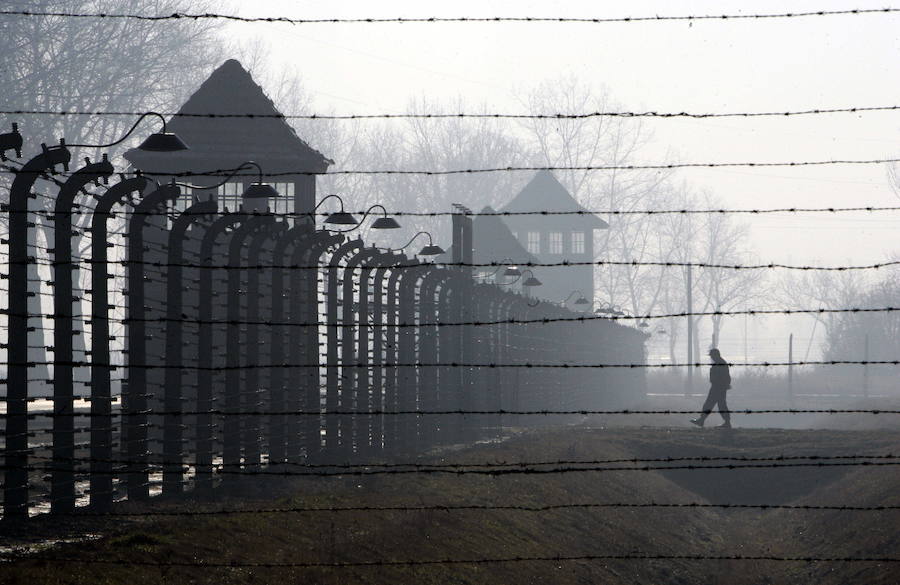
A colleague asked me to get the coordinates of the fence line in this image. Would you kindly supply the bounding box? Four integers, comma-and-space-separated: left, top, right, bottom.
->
0, 128, 648, 520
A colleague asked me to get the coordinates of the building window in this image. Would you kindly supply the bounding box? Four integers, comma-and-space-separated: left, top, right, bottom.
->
173, 185, 193, 212
269, 182, 295, 217
527, 231, 541, 254
549, 232, 563, 254
571, 231, 585, 254
217, 181, 244, 213
170, 181, 293, 216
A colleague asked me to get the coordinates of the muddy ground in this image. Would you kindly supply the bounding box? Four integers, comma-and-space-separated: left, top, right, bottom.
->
1, 416, 898, 585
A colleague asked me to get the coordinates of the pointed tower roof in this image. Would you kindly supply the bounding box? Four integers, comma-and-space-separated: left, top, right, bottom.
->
498, 171, 607, 231
472, 206, 537, 264
437, 206, 537, 265
124, 59, 331, 176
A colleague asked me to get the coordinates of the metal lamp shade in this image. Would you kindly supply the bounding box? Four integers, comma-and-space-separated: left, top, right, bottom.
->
371, 217, 401, 229
242, 182, 279, 199
503, 266, 522, 277
419, 244, 445, 256
523, 276, 542, 287
325, 211, 359, 225
137, 132, 189, 152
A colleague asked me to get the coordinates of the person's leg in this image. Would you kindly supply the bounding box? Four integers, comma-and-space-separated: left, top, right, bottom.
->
691, 388, 717, 426
716, 388, 731, 427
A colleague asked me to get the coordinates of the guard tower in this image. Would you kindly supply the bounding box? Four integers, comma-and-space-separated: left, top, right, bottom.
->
499, 171, 607, 308
124, 59, 332, 217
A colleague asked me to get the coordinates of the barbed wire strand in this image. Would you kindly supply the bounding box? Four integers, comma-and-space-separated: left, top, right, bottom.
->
1, 7, 898, 25
3, 306, 899, 328
4, 104, 900, 120
9, 408, 898, 418
3, 158, 899, 178
8, 199, 900, 217
5, 460, 900, 477
7, 257, 900, 272
2, 359, 900, 370
2, 552, 897, 567
20, 453, 900, 468
21, 501, 900, 518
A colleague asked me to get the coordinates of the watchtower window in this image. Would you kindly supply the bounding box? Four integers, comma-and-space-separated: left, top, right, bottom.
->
571, 231, 585, 254
527, 231, 541, 254
549, 232, 563, 254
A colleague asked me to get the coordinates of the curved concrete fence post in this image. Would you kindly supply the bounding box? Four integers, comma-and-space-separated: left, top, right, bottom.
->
417, 268, 452, 451
89, 175, 150, 510
358, 252, 402, 457
51, 156, 114, 514
4, 140, 71, 519
367, 254, 403, 455
340, 247, 380, 459
268, 226, 309, 466
436, 270, 466, 445
396, 263, 429, 454
243, 220, 287, 471
323, 239, 364, 461
195, 213, 244, 492
289, 232, 343, 463
125, 182, 182, 501
162, 199, 217, 496
382, 258, 414, 457
224, 214, 274, 477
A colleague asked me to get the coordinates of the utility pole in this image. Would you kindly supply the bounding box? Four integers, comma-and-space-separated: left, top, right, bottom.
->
743, 306, 748, 366
863, 333, 870, 399
685, 264, 693, 398
788, 333, 794, 407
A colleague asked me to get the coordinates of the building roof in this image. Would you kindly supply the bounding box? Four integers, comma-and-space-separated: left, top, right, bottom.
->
124, 59, 332, 176
437, 206, 537, 266
498, 170, 607, 231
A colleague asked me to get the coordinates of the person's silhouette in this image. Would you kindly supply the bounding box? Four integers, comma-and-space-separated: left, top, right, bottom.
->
691, 348, 732, 428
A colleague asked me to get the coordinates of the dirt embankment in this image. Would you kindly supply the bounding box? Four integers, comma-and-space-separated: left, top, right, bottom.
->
1, 425, 898, 585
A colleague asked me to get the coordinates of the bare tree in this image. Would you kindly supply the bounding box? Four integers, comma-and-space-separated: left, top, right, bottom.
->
0, 0, 228, 384
0, 0, 225, 165
312, 97, 531, 250
1, 0, 227, 239
824, 270, 900, 362
517, 76, 677, 318
685, 191, 767, 351
652, 183, 703, 365
888, 162, 900, 200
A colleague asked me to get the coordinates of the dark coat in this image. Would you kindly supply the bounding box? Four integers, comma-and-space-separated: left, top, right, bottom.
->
709, 360, 731, 390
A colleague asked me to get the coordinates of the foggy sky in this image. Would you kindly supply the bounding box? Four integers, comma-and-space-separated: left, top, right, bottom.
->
217, 0, 900, 363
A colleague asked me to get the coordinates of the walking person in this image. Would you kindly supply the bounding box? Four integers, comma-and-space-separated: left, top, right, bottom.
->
691, 348, 732, 428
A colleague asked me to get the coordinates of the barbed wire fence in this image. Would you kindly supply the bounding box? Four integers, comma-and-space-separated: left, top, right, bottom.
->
1, 119, 897, 544
2, 7, 900, 578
